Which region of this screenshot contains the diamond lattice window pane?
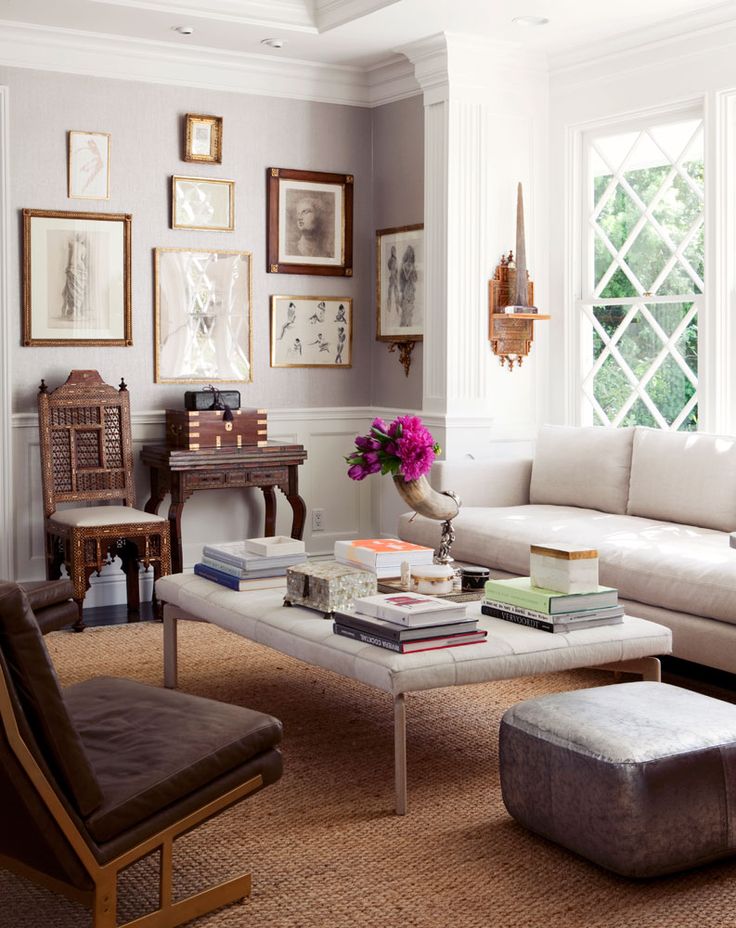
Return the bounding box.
[617,310,661,379]
[651,174,702,247]
[675,315,698,377]
[624,163,669,207]
[593,354,633,423]
[645,355,697,427]
[596,184,642,250]
[649,119,702,163]
[593,305,627,348]
[647,301,693,339]
[658,264,702,296]
[599,267,639,299]
[625,226,672,292]
[593,131,639,173]
[621,398,659,428]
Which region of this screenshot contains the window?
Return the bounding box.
[579,114,704,430]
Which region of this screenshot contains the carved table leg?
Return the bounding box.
[168,502,185,575]
[262,486,277,537]
[144,467,165,515]
[285,465,306,540]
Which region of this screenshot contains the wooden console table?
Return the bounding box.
[140,442,308,574]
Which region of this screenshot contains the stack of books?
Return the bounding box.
[333,538,434,579]
[482,576,623,633]
[333,592,487,654]
[194,536,307,591]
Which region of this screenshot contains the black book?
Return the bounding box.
[333,623,487,653]
[481,603,623,634]
[333,608,479,642]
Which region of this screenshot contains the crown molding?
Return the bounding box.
[0,19,416,107]
[316,0,401,32]
[550,4,736,82]
[88,0,317,31]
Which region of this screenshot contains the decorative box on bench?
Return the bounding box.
[284,560,377,619]
[165,408,267,451]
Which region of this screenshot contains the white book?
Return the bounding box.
[202,541,306,570]
[353,592,466,627]
[243,536,306,557]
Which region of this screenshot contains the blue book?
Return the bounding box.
[193,563,286,591]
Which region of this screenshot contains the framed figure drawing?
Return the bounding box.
[68,130,111,200]
[267,167,353,277]
[184,113,222,164]
[22,209,131,346]
[171,176,234,231]
[154,247,252,383]
[376,224,424,341]
[270,296,352,368]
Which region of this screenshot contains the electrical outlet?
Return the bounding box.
[311,508,325,532]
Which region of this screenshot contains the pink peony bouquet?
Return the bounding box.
[345,415,441,482]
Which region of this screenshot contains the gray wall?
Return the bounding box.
[371,95,424,410]
[5,67,374,414]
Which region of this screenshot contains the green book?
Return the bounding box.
[483,576,618,615]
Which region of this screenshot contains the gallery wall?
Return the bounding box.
[3,65,374,414]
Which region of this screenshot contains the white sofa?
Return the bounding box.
[398,425,736,675]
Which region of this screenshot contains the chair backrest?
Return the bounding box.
[37,369,136,518]
[0,582,102,817]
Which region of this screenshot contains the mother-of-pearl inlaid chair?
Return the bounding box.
[37,370,171,629]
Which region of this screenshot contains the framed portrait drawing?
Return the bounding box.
[171,175,234,231]
[154,247,252,383]
[376,224,424,341]
[270,296,352,368]
[22,209,131,346]
[68,130,111,200]
[267,167,353,277]
[184,113,222,164]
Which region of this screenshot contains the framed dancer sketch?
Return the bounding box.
[68,130,111,200]
[270,296,352,368]
[154,247,252,383]
[375,224,424,342]
[22,209,131,346]
[267,167,353,277]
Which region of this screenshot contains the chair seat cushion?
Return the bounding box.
[63,677,282,844]
[500,682,736,877]
[49,506,167,528]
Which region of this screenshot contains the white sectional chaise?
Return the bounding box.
[398,425,736,675]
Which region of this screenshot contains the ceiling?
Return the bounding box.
[2,0,736,69]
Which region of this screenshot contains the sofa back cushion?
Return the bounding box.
[530,425,635,515]
[627,427,736,531]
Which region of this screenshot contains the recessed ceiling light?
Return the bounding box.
[172,25,195,35]
[512,15,550,26]
[261,37,286,49]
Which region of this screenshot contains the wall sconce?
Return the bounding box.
[489,183,549,370]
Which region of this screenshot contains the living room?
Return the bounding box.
[2,1,736,926]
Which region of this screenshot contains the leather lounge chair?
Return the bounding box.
[0,581,283,927]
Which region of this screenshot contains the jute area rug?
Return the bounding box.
[2,622,735,928]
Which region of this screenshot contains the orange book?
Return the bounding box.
[333,538,434,578]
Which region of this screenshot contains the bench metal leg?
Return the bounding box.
[163,608,178,689]
[394,693,407,816]
[596,656,661,682]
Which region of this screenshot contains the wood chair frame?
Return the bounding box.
[0,667,263,928]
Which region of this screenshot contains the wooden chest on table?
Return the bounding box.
[165,409,267,450]
[284,560,377,618]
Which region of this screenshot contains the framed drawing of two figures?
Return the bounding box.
[375,224,424,342]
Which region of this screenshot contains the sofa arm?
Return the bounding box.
[430,457,532,508]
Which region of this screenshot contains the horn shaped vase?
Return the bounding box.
[392,475,461,564]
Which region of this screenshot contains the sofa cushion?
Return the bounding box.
[628,427,736,532]
[0,583,102,817]
[64,676,282,843]
[529,426,634,515]
[398,505,736,625]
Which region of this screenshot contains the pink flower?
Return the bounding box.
[347,462,368,481]
[346,415,441,482]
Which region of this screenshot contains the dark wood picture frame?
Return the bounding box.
[266,167,353,277]
[22,208,132,347]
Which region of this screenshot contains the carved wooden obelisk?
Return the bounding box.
[507,182,537,312]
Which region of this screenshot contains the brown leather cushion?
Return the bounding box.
[19,579,74,613]
[64,676,283,844]
[0,583,103,817]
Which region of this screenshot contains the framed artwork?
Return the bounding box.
[154,247,252,383]
[270,296,352,368]
[376,224,424,341]
[67,130,111,200]
[171,175,234,231]
[184,113,222,164]
[22,209,131,346]
[266,167,353,277]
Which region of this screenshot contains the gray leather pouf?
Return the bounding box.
[499,681,736,878]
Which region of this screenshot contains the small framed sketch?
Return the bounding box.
[376,224,424,341]
[184,113,222,164]
[270,296,352,368]
[68,130,111,200]
[267,167,353,277]
[23,209,131,346]
[172,176,234,231]
[154,247,252,383]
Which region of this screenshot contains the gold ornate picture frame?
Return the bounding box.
[270,295,352,367]
[154,247,253,383]
[22,209,132,347]
[171,175,235,231]
[267,167,353,277]
[184,113,223,164]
